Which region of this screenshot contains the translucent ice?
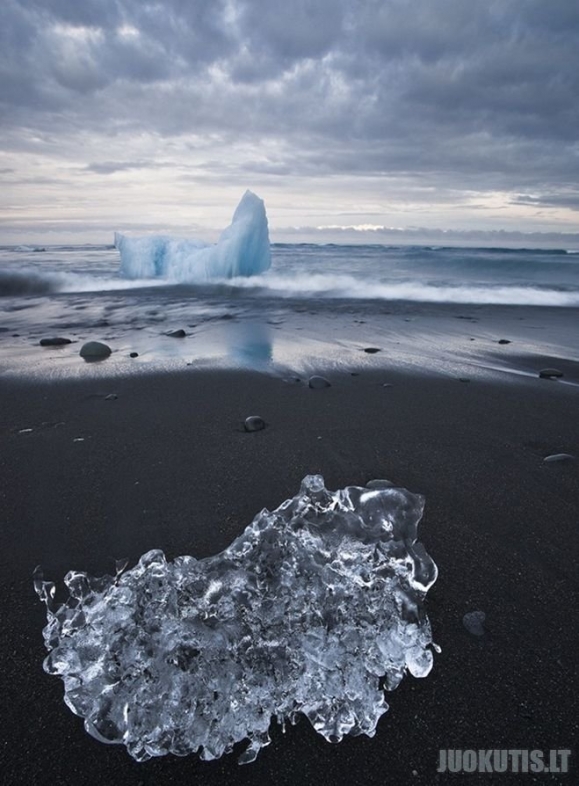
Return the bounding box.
[34,475,438,764]
[114,190,271,282]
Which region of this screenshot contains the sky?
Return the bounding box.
[1,0,578,246]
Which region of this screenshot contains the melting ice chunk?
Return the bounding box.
[114,190,271,282]
[35,475,438,764]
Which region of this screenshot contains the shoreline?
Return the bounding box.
[1,300,579,385]
[2,359,578,784]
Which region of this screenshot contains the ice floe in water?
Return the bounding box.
[34,475,438,764]
[114,190,271,282]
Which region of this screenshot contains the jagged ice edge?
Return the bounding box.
[34,475,438,764]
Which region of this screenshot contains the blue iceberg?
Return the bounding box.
[34,476,438,765]
[114,190,271,282]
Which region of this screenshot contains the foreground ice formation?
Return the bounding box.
[114,190,270,282]
[34,475,438,764]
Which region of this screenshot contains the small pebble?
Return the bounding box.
[363,347,381,354]
[80,341,111,360]
[40,337,72,346]
[129,352,139,358]
[244,416,266,432]
[459,377,471,383]
[498,339,511,345]
[539,368,563,379]
[543,453,575,463]
[308,375,331,389]
[463,610,486,636]
[167,329,186,338]
[366,479,395,489]
[104,393,118,401]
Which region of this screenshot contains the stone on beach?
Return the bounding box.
[308,376,331,389]
[498,339,511,344]
[463,610,486,636]
[366,479,395,489]
[363,347,381,354]
[167,329,187,338]
[129,352,139,358]
[244,416,266,432]
[79,341,111,360]
[543,453,575,463]
[39,337,72,346]
[539,368,563,379]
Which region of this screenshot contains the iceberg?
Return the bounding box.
[114,190,271,282]
[34,475,438,764]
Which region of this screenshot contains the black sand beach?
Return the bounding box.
[1,322,579,785]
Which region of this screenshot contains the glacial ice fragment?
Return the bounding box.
[34,475,438,764]
[114,190,271,282]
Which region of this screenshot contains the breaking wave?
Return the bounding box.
[226,273,579,307]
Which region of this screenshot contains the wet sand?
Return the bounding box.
[1,345,579,784]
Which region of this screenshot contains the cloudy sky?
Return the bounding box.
[1,0,578,245]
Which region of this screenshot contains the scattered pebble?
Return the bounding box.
[39,337,72,346]
[539,368,563,379]
[104,394,118,401]
[459,377,471,383]
[463,610,486,636]
[80,341,111,360]
[167,329,186,338]
[382,383,393,388]
[129,352,139,358]
[543,453,575,463]
[363,347,381,354]
[498,339,511,345]
[18,428,33,434]
[73,438,85,443]
[366,479,395,489]
[308,375,331,389]
[244,416,266,432]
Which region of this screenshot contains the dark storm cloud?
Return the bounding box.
[84,160,161,174]
[512,193,579,211]
[1,0,579,200]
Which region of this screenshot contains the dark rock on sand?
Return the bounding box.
[463,610,486,636]
[308,376,331,389]
[543,453,575,463]
[129,352,139,358]
[40,337,72,346]
[80,341,111,360]
[244,416,266,432]
[539,368,563,379]
[498,339,511,345]
[363,347,381,354]
[167,329,187,338]
[366,479,395,489]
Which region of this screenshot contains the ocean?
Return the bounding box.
[1,243,578,378]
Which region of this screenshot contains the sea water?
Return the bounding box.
[1,243,578,377]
